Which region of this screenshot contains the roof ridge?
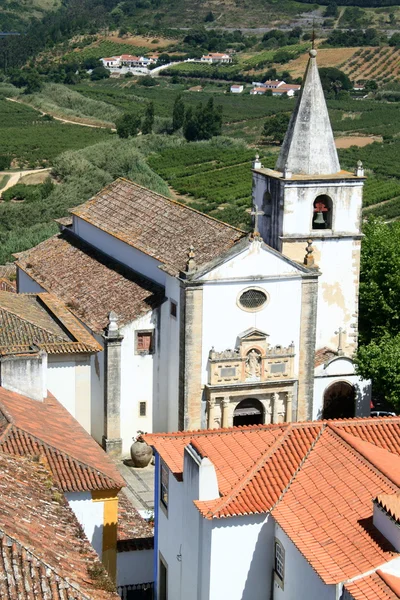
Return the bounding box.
[270,422,327,511]
[377,570,400,598]
[0,306,67,343]
[197,423,305,518]
[0,527,94,600]
[328,425,400,491]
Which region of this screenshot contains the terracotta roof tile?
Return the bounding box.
[117,491,154,552]
[0,387,124,492]
[315,346,336,367]
[146,417,400,585]
[70,178,245,276]
[345,572,400,599]
[0,451,119,599]
[15,230,164,333]
[0,291,101,355]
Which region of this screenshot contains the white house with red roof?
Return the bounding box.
[15,48,370,457]
[146,417,400,600]
[201,53,232,64]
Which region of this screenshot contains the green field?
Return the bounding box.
[0,98,113,168]
[64,40,150,62]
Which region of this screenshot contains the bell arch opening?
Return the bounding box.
[233,398,264,427]
[322,381,355,420]
[312,194,333,230]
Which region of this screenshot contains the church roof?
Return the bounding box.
[0,387,125,492]
[0,451,119,599]
[0,291,102,355]
[15,230,165,334]
[275,49,341,176]
[70,178,246,276]
[146,417,400,585]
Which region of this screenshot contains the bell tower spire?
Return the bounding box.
[276,49,340,176]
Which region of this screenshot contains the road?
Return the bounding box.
[0,168,51,197]
[5,97,115,130]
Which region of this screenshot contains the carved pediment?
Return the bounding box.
[237,327,269,342]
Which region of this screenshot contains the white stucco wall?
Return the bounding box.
[157,275,180,433]
[273,524,335,600]
[73,217,166,287]
[120,313,156,454]
[209,514,274,600]
[91,335,104,445]
[157,470,184,600]
[201,256,303,385]
[281,181,363,238]
[17,268,46,293]
[313,357,371,419]
[117,549,154,586]
[66,491,104,558]
[48,358,76,415]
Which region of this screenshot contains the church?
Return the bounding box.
[13,48,370,455]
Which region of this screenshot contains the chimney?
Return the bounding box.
[373,493,400,551]
[0,350,48,401]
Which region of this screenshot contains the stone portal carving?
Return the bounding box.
[208,328,295,386]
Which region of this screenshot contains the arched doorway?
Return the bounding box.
[322,381,355,419]
[233,398,264,427]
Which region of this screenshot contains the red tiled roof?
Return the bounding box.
[146,417,400,585]
[15,230,164,333]
[0,452,119,599]
[0,291,101,355]
[315,346,337,367]
[117,491,154,552]
[69,178,245,277]
[0,387,125,492]
[345,571,400,599]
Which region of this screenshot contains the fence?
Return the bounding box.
[118,582,154,600]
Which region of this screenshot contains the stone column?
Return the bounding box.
[180,284,203,431]
[221,398,230,428]
[297,276,318,421]
[286,392,293,423]
[102,312,123,457]
[208,398,217,429]
[272,392,279,424]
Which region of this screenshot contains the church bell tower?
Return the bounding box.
[252,48,365,358]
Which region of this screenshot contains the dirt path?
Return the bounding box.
[6,97,115,130]
[0,168,51,197]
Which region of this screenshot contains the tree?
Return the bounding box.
[318,67,352,98]
[356,334,400,409]
[204,10,215,22]
[116,113,141,138]
[90,66,110,81]
[354,218,400,408]
[172,94,185,131]
[324,2,339,17]
[142,102,154,134]
[183,98,222,142]
[365,79,378,92]
[262,113,290,144]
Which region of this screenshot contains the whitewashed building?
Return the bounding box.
[15,48,369,455]
[146,417,400,600]
[201,53,232,64]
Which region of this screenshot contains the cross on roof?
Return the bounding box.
[250,204,264,235]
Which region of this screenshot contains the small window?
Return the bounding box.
[139,401,147,417]
[136,331,154,354]
[160,462,169,510]
[238,287,268,312]
[275,539,285,583]
[170,301,177,318]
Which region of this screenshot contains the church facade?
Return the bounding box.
[15,49,370,455]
